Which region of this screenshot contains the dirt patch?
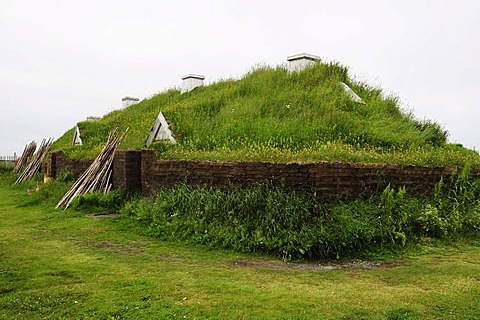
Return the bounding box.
[88,241,144,256]
[229,258,402,271]
[92,242,120,250]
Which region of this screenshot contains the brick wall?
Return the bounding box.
[46,150,480,197]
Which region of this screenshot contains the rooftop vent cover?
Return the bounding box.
[286,53,321,72]
[181,74,205,93]
[122,96,139,108]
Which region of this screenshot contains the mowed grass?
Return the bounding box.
[1,181,480,319]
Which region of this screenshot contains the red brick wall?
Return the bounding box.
[46,150,480,197]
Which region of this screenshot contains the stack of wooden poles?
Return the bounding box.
[56,128,128,210]
[13,141,37,174]
[15,139,53,183]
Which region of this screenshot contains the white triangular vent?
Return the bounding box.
[341,82,365,104]
[72,124,82,146]
[145,112,176,146]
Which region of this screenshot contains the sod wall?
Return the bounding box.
[45,150,480,197]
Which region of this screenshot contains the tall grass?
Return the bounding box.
[50,62,479,167]
[123,172,480,260]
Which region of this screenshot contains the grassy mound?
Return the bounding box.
[51,62,480,166]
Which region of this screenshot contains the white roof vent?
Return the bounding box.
[86,116,101,122]
[181,74,205,93]
[122,96,139,108]
[287,53,321,72]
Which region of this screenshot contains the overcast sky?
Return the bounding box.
[1,0,479,156]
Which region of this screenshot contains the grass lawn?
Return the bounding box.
[1,181,480,319]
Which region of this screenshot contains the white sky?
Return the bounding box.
[1,0,479,156]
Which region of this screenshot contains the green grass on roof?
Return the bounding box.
[51,62,480,167]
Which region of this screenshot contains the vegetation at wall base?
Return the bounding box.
[71,190,128,214]
[50,63,480,167]
[123,171,480,261]
[6,167,479,262]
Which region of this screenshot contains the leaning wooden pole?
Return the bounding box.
[13,141,37,174]
[15,139,53,183]
[55,128,128,210]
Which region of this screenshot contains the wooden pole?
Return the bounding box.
[55,128,128,209]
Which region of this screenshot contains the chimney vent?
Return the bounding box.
[181,74,205,93]
[286,53,321,72]
[121,96,139,108]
